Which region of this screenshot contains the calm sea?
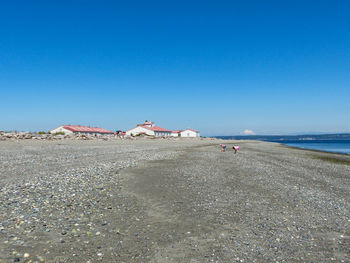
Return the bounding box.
[216,136,350,155]
[278,140,350,155]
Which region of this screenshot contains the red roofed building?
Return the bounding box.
[126,121,172,137]
[180,129,200,138]
[142,121,154,127]
[126,121,200,138]
[50,125,114,135]
[171,130,182,137]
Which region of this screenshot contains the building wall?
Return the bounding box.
[154,131,171,137]
[50,126,73,134]
[180,129,200,138]
[126,126,154,136]
[171,132,180,137]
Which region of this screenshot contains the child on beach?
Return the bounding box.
[220,144,227,152]
[232,145,240,154]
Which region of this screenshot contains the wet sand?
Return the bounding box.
[0,139,349,262]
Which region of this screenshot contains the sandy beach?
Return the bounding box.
[0,138,349,262]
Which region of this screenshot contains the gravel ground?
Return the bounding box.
[0,139,349,262]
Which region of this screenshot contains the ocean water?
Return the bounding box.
[216,136,350,155]
[280,140,350,155]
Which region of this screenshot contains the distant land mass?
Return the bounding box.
[215,133,350,142]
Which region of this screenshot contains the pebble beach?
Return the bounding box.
[0,138,349,262]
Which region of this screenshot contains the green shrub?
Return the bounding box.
[54,132,65,135]
[38,131,47,134]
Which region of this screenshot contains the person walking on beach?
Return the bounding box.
[232,145,240,154]
[220,144,227,152]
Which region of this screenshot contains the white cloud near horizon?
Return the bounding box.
[242,129,256,135]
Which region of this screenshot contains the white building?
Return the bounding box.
[50,125,114,135]
[126,121,172,137]
[171,131,181,137]
[180,129,200,138]
[126,121,200,138]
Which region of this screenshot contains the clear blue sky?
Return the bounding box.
[1,1,349,135]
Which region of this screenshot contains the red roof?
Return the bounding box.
[137,121,154,127]
[63,125,114,134]
[140,125,171,132]
[171,130,182,133]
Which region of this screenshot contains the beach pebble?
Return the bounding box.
[0,139,349,262]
